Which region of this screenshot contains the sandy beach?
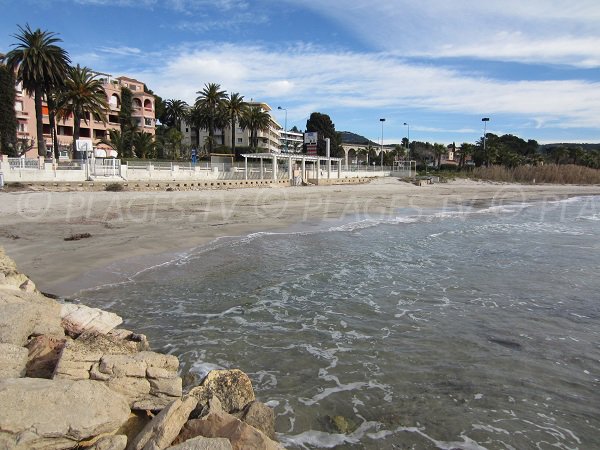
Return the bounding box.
[1,178,599,296]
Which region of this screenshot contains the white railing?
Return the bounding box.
[8,158,41,169]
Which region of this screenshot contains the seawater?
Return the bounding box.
[76,195,600,449]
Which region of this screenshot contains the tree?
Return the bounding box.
[432,143,446,168]
[0,63,18,156]
[56,64,108,157]
[305,112,342,157]
[100,129,131,158]
[223,92,247,153]
[132,131,155,159]
[241,105,271,150]
[163,99,188,130]
[459,143,475,169]
[119,87,136,158]
[195,83,227,153]
[5,24,71,156]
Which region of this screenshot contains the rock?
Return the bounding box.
[176,397,284,450]
[328,415,355,434]
[108,328,150,351]
[115,412,152,444]
[240,402,275,440]
[54,335,182,410]
[0,291,63,346]
[19,278,36,293]
[0,343,28,378]
[167,436,232,450]
[189,369,255,415]
[88,434,128,450]
[26,334,67,378]
[0,378,130,449]
[61,303,123,337]
[128,396,198,450]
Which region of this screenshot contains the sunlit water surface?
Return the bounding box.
[76,195,600,449]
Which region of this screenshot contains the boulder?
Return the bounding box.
[175,397,284,450]
[61,303,123,337]
[54,335,182,410]
[0,343,28,378]
[87,435,128,450]
[26,334,67,378]
[128,396,198,450]
[167,436,232,450]
[240,402,275,440]
[0,291,63,346]
[189,370,255,415]
[0,378,130,449]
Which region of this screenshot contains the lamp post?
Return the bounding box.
[278,106,287,153]
[380,118,386,169]
[481,117,490,166]
[403,122,410,159]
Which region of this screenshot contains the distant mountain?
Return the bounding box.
[339,131,377,146]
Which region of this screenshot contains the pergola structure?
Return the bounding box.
[241,153,344,184]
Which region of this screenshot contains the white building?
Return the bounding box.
[181,101,282,154]
[280,130,304,153]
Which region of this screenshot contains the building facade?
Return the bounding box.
[181,101,282,154]
[280,130,304,153]
[13,72,155,158]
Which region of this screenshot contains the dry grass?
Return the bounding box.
[473,164,600,184]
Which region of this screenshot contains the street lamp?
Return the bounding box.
[278,106,287,153]
[482,117,490,166]
[403,122,410,160]
[380,118,386,168]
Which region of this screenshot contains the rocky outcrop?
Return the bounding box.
[0,378,130,449]
[61,303,123,337]
[175,397,284,450]
[25,334,67,378]
[0,343,28,378]
[167,436,233,450]
[54,333,182,410]
[0,248,285,449]
[128,396,198,450]
[0,291,64,346]
[188,369,255,415]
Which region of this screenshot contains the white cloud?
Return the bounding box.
[121,43,600,130]
[285,0,600,67]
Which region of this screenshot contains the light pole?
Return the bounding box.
[278,106,287,153]
[481,117,490,166]
[403,122,410,159]
[380,118,385,169]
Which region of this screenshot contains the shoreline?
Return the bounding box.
[1,179,599,297]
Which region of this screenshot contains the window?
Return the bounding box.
[185,128,189,132]
[145,118,153,126]
[237,138,243,143]
[15,101,23,111]
[17,123,27,132]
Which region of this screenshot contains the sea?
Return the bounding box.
[75,194,600,450]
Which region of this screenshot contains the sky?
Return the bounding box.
[1,0,600,145]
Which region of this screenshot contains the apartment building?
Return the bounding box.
[280,130,304,153]
[13,72,155,158]
[181,101,282,154]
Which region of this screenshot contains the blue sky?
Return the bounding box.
[2,0,600,145]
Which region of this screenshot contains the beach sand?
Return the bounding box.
[1,178,599,296]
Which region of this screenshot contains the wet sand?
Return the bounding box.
[1,178,598,296]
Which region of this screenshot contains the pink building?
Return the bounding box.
[13,72,155,158]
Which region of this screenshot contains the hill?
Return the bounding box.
[339,131,377,146]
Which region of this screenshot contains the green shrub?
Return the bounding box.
[105,183,124,192]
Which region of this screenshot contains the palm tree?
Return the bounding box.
[132,131,155,159]
[101,129,131,158]
[56,64,108,157]
[241,105,271,150]
[164,99,188,130]
[223,92,247,153]
[195,83,227,153]
[5,24,71,156]
[432,143,446,168]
